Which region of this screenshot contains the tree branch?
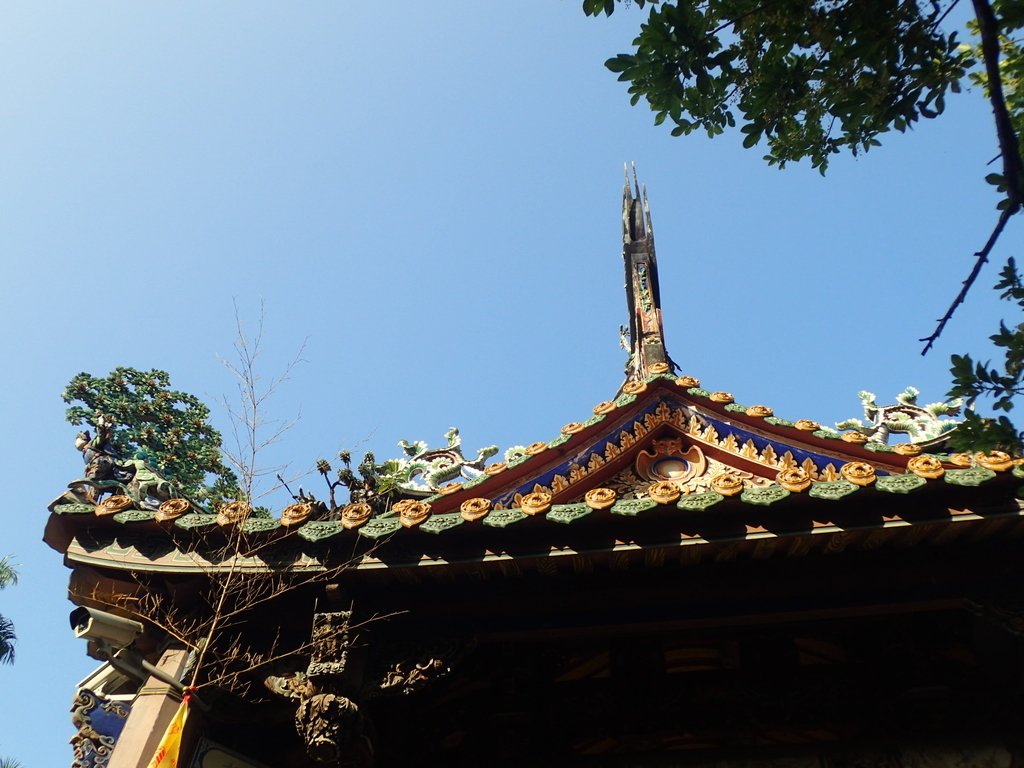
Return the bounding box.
[920,206,1014,354]
[920,0,1022,353]
[973,0,1024,210]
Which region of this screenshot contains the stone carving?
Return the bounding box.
[373,637,473,697]
[294,693,372,767]
[836,387,961,446]
[265,611,373,767]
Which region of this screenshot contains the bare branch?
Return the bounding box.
[920,207,1014,354]
[921,0,1021,352]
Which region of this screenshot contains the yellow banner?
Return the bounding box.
[146,698,189,768]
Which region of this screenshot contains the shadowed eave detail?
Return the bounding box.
[621,162,672,390]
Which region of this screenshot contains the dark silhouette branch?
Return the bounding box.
[921,0,1022,353]
[921,207,1014,354]
[973,0,1024,209]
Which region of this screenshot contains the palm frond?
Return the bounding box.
[0,615,15,664]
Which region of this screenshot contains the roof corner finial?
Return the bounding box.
[642,183,653,239]
[620,164,671,391]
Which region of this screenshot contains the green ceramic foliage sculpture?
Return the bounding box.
[63,367,239,502]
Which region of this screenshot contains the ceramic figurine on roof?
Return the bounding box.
[836,386,962,447]
[45,172,1024,768]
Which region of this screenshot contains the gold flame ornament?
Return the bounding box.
[709,392,734,404]
[593,401,617,415]
[217,501,251,526]
[484,462,508,476]
[948,453,973,468]
[648,362,670,374]
[711,474,745,497]
[281,502,313,527]
[623,380,648,395]
[561,422,586,435]
[520,491,553,516]
[975,451,1014,472]
[394,499,431,528]
[525,442,548,455]
[840,462,876,487]
[794,419,820,432]
[906,455,945,480]
[776,468,812,492]
[438,482,463,496]
[97,494,135,516]
[156,498,190,523]
[341,502,372,529]
[460,497,491,522]
[746,405,773,418]
[676,376,701,388]
[584,488,617,510]
[842,432,869,444]
[647,481,681,504]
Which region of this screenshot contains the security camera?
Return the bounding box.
[70,607,143,650]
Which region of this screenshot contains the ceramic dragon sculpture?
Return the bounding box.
[391,427,498,493]
[836,387,962,447]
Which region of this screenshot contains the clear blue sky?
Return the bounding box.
[0,2,1017,763]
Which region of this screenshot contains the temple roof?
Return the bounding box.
[45,171,1024,583]
[46,369,1024,578]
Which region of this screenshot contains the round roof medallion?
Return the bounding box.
[156,498,190,523]
[340,502,372,529]
[217,501,251,527]
[906,455,945,480]
[794,419,820,431]
[709,391,734,404]
[710,474,744,497]
[584,488,617,510]
[676,376,701,388]
[593,401,617,415]
[520,491,552,516]
[460,497,491,522]
[746,405,773,418]
[776,467,812,492]
[281,502,314,527]
[623,380,648,395]
[842,432,869,444]
[647,481,681,504]
[840,462,877,487]
[948,453,973,467]
[394,499,431,528]
[893,443,922,456]
[98,494,135,517]
[975,451,1014,471]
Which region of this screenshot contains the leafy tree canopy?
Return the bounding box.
[585,0,1024,453]
[584,0,1021,185]
[948,257,1024,452]
[63,367,239,501]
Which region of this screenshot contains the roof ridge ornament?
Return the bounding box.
[621,163,673,390]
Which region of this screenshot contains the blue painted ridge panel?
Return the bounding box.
[493,397,877,507]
